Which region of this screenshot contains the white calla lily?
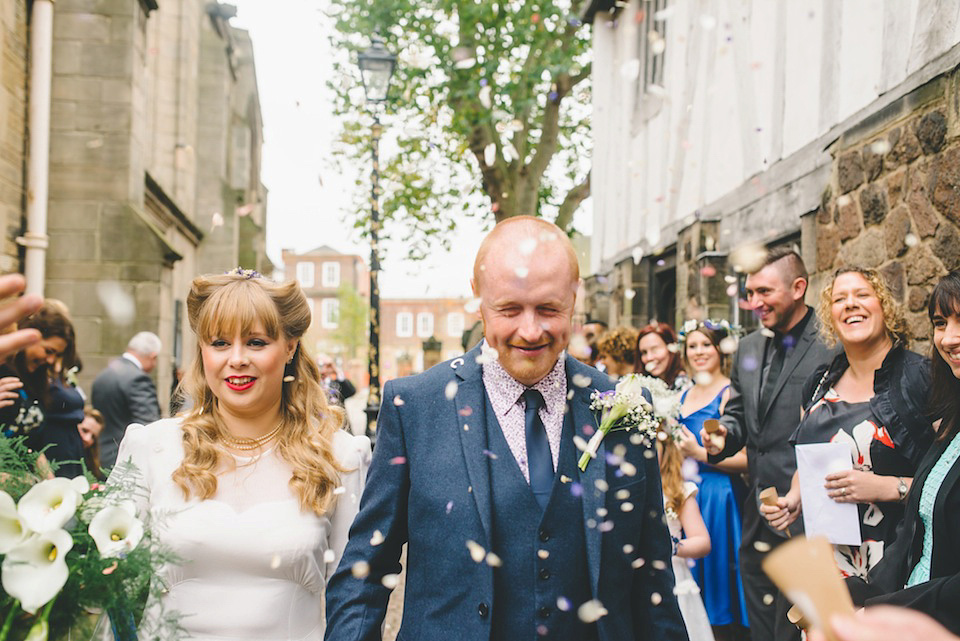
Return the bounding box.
[88,502,143,558]
[17,477,88,534]
[0,489,29,553]
[1,529,73,614]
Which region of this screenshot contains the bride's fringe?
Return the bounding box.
[171,274,346,515]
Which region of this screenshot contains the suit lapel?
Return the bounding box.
[761,318,818,421]
[453,346,493,548]
[567,359,605,596]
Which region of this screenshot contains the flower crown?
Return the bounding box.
[677,318,736,344]
[226,266,262,280]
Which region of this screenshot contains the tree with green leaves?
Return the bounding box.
[328,0,593,258]
[331,283,370,360]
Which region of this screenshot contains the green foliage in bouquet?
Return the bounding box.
[0,436,184,641]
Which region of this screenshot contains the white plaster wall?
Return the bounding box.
[591,0,960,274]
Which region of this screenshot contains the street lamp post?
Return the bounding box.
[357,34,396,444]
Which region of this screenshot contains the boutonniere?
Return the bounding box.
[578,374,660,471]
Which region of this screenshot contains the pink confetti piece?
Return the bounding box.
[389,456,407,465]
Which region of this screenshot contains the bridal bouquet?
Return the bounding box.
[0,437,180,641]
[578,374,660,471]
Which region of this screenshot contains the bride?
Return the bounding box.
[111,270,370,640]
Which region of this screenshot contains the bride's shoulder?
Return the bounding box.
[120,417,186,456]
[329,429,371,471]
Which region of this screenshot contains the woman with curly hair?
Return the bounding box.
[762,267,933,580]
[111,270,370,640]
[596,326,639,378]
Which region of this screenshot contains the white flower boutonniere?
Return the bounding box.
[578,374,660,471]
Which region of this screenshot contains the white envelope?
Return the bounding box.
[796,442,862,546]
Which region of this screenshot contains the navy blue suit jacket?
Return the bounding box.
[325,346,688,641]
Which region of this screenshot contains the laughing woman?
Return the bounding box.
[762,267,933,580]
[111,270,370,640]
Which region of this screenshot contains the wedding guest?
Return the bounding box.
[658,423,715,641]
[0,273,43,365]
[111,270,370,640]
[842,270,960,635]
[675,320,750,640]
[703,247,834,641]
[0,301,76,444]
[78,407,105,480]
[637,322,689,390]
[597,326,639,378]
[761,267,932,580]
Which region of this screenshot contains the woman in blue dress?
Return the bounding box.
[675,320,750,641]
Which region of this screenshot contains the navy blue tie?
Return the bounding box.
[523,389,554,510]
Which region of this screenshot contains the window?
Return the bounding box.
[305,298,314,326]
[296,262,315,287]
[396,312,413,338]
[417,312,434,338]
[446,312,465,338]
[632,0,669,127]
[321,298,339,329]
[322,262,340,288]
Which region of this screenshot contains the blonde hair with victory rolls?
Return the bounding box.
[172,272,346,516]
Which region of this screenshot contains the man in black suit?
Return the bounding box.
[92,331,162,467]
[704,247,834,641]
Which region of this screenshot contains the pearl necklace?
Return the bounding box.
[219,420,283,451]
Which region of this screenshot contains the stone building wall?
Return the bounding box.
[816,67,960,350]
[0,0,26,272]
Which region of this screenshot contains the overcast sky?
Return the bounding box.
[231,0,486,299]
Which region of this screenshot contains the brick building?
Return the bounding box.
[380,298,471,380]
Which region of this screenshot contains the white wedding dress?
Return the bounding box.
[112,418,370,641]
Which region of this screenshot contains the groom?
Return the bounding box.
[325,217,687,641]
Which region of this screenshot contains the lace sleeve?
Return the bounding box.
[324,431,372,583]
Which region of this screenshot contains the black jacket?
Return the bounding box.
[846,428,960,635]
[801,345,934,466]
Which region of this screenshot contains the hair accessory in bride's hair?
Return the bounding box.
[226,266,261,279]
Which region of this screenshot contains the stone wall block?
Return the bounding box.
[906,248,945,285]
[884,204,912,258]
[907,165,940,238]
[47,230,98,261]
[887,167,906,207]
[906,312,930,342]
[53,13,110,42]
[52,77,101,102]
[838,227,886,269]
[52,41,83,75]
[838,151,864,194]
[57,0,135,17]
[908,286,930,312]
[933,223,960,272]
[78,43,133,78]
[75,102,132,132]
[837,197,862,240]
[930,146,960,225]
[862,144,883,181]
[886,127,922,169]
[880,261,905,303]
[860,183,889,226]
[917,110,947,155]
[817,225,841,272]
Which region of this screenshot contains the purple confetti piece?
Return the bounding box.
[479,78,488,86]
[482,449,499,460]
[570,482,584,497]
[742,355,758,372]
[548,91,558,101]
[783,335,797,349]
[446,501,454,514]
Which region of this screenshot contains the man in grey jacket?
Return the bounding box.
[92,331,162,467]
[704,247,834,641]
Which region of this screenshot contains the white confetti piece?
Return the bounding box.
[454,57,476,70]
[616,489,630,500]
[762,593,775,606]
[837,194,852,207]
[557,596,572,611]
[445,381,459,400]
[620,462,637,477]
[514,266,529,278]
[479,85,492,109]
[577,599,609,623]
[475,343,499,365]
[370,530,385,546]
[464,297,482,314]
[323,549,336,564]
[619,58,641,79]
[905,233,919,247]
[620,502,634,512]
[753,541,772,553]
[594,479,609,492]
[538,549,550,559]
[393,396,405,406]
[700,14,716,30]
[502,143,519,162]
[630,433,643,445]
[631,557,646,568]
[624,288,636,300]
[623,544,635,554]
[466,540,486,563]
[760,327,776,338]
[719,336,738,354]
[381,573,400,589]
[596,507,608,517]
[351,561,370,578]
[519,237,538,255]
[693,372,714,386]
[96,281,136,326]
[870,139,891,155]
[730,243,767,274]
[573,435,589,452]
[650,592,663,605]
[484,143,496,166]
[485,552,502,567]
[650,36,666,56]
[270,555,281,569]
[572,374,592,388]
[211,212,224,231]
[726,284,738,297]
[333,486,346,495]
[652,560,667,570]
[86,138,104,149]
[653,6,675,20]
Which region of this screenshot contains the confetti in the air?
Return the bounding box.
[905,233,919,247]
[381,574,400,589]
[719,336,738,354]
[370,530,385,546]
[485,552,502,567]
[211,212,224,231]
[351,561,370,578]
[870,139,891,155]
[650,592,663,605]
[466,540,486,563]
[620,59,641,80]
[479,85,492,109]
[96,281,136,326]
[389,456,407,465]
[572,374,592,388]
[700,14,717,30]
[624,289,636,300]
[393,396,405,406]
[445,381,459,400]
[754,541,772,553]
[484,143,496,167]
[632,247,644,264]
[514,266,530,278]
[762,594,775,606]
[519,237,538,255]
[464,297,482,314]
[323,549,336,564]
[577,599,609,623]
[270,555,282,569]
